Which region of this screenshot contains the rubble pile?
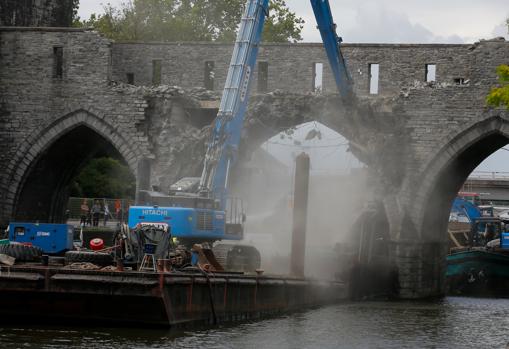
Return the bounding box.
[108,83,227,191]
[111,81,186,97]
[113,83,409,194]
[400,80,469,98]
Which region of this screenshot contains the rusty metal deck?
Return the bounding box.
[0,265,346,327]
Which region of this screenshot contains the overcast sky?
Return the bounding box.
[78,0,509,43]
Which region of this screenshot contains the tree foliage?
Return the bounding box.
[72,0,81,27]
[487,64,509,109]
[70,157,136,199]
[77,0,303,43]
[486,17,509,109]
[263,0,304,43]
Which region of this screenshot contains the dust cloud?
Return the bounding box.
[231,146,371,280]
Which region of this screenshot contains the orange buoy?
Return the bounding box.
[90,238,104,251]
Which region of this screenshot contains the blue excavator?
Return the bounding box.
[115,0,354,270]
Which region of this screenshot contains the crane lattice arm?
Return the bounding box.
[199,0,270,208]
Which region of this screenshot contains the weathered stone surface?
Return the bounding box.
[112,41,471,97]
[1,25,509,298]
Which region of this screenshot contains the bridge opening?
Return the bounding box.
[204,61,215,90]
[53,46,64,79]
[232,121,367,278]
[422,133,509,242]
[312,62,323,93]
[368,63,379,94]
[258,61,269,92]
[425,64,436,82]
[13,125,135,224]
[417,129,509,296]
[126,73,135,85]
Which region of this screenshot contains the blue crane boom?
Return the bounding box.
[199,0,270,208]
[310,0,353,99]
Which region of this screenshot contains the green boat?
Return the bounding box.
[446,215,509,297]
[447,249,509,297]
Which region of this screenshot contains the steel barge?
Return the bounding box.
[0,264,346,327]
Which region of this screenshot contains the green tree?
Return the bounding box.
[487,64,509,109]
[70,157,136,199]
[485,18,509,109]
[78,0,303,43]
[263,0,304,42]
[72,0,81,27]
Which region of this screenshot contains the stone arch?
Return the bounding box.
[241,94,356,161]
[408,114,509,241]
[2,109,143,224]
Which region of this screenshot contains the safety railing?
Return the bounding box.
[66,197,134,224]
[468,171,509,180]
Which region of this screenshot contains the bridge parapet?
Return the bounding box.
[112,41,475,98]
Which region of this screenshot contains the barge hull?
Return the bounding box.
[447,250,509,297]
[0,266,346,327]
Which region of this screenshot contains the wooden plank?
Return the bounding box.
[448,230,463,248]
[0,253,15,266]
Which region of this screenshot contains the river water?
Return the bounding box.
[1,297,508,349]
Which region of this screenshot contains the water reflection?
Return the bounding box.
[1,297,509,349]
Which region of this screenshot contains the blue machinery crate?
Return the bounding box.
[501,233,509,249]
[8,222,74,254]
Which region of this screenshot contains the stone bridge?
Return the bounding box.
[1,25,509,298]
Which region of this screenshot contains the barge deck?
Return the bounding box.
[0,264,346,327]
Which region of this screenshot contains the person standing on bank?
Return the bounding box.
[80,199,89,226]
[103,201,110,227]
[114,199,121,221]
[91,200,101,227]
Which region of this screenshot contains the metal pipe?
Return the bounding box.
[290,152,310,278]
[135,157,151,205]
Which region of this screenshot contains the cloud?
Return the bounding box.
[287,0,509,43]
[78,0,122,20]
[491,20,509,40]
[317,1,463,44]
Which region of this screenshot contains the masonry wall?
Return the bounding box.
[0,0,73,27]
[112,42,471,97]
[2,25,509,298]
[0,28,151,224]
[397,39,509,214]
[383,39,509,298]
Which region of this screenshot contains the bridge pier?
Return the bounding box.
[341,203,450,299]
[393,241,448,299]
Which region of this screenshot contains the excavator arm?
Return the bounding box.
[310,0,353,100]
